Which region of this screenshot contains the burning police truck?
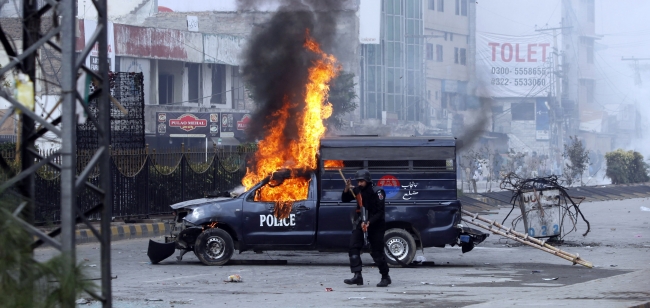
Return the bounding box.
[147,136,488,266]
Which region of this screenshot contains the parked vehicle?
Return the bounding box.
[147,136,487,266]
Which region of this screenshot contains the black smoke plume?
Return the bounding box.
[456,94,493,151]
[237,0,347,142]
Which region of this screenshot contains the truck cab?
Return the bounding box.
[147,136,487,266]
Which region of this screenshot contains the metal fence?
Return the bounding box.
[77,72,146,150]
[1,145,254,224]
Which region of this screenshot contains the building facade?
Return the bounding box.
[562,0,614,157]
[74,1,360,148]
[358,0,476,135]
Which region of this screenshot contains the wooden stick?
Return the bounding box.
[461,209,593,268]
[338,169,355,198]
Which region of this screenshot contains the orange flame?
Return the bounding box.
[242,30,340,218]
[324,160,344,168]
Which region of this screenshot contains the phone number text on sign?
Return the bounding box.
[491,67,548,75]
[491,77,547,86]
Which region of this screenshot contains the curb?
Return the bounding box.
[74,222,169,244]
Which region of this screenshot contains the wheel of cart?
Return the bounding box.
[383,228,416,266]
[194,228,234,266]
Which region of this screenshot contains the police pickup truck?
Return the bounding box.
[147,136,487,266]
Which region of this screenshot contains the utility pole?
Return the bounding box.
[621,57,650,86]
[0,0,113,306]
[21,0,40,229]
[535,25,571,171]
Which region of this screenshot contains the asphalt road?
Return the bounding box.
[36,197,650,307]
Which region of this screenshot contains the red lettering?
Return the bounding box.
[527,44,537,62]
[488,42,499,61]
[501,43,513,62]
[538,43,550,62]
[515,44,525,62]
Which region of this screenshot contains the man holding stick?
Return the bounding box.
[341,169,391,287]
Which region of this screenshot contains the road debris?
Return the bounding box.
[461,209,593,268]
[145,298,163,301]
[348,297,366,300]
[225,274,242,282]
[325,288,333,292]
[641,206,650,212]
[500,174,591,238]
[543,278,559,281]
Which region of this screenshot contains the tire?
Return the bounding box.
[383,228,417,267]
[194,228,234,266]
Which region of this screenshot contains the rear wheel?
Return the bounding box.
[194,228,234,266]
[384,228,417,267]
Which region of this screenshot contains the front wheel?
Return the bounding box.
[384,228,417,267]
[194,228,234,266]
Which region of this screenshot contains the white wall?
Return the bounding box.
[78,0,154,20]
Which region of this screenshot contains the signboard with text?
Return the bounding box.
[84,19,115,71]
[219,112,251,140]
[477,33,552,97]
[156,112,251,139]
[156,112,218,138]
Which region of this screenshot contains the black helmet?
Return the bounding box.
[354,169,372,182]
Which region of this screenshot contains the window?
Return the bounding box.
[455,0,459,15]
[438,0,444,12]
[450,33,454,41]
[436,44,443,62]
[444,32,448,41]
[426,43,434,60]
[428,0,435,10]
[511,102,535,120]
[454,47,459,64]
[187,63,200,104]
[581,79,595,104]
[158,74,174,105]
[460,48,466,65]
[585,0,595,22]
[231,66,245,108]
[580,37,594,64]
[461,0,468,16]
[428,90,431,100]
[211,64,226,104]
[441,92,448,108]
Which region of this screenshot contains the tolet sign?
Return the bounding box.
[488,42,551,63]
[477,33,552,97]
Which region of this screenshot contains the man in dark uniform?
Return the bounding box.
[341,169,391,287]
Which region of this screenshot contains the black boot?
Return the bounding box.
[344,272,363,285]
[377,275,391,287]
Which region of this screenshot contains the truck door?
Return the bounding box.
[242,174,317,246]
